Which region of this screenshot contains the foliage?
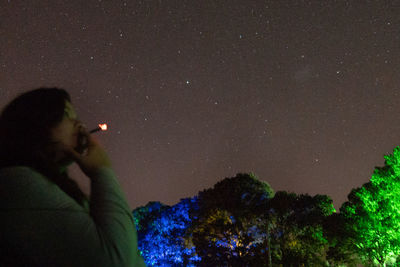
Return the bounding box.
[268,191,335,266]
[324,213,361,266]
[133,199,200,266]
[131,156,400,267]
[190,173,274,266]
[332,146,400,266]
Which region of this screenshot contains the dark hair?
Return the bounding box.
[0,87,88,206]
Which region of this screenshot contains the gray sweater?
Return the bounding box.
[0,166,146,267]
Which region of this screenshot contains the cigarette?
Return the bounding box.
[89,123,108,134]
[89,128,101,133]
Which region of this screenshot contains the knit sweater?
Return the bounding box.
[0,166,146,267]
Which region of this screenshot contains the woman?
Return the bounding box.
[0,88,146,266]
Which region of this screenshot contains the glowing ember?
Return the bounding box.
[99,123,108,131]
[89,123,108,133]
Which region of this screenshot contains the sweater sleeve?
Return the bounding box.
[0,166,146,267]
[88,167,147,267]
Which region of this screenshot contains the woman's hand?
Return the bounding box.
[62,130,112,178]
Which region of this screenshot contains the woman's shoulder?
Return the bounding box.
[0,165,52,186]
[0,165,42,178]
[0,165,82,210]
[0,165,43,175]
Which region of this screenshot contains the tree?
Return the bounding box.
[324,212,361,266]
[189,173,274,266]
[133,172,336,266]
[337,146,400,265]
[268,191,335,266]
[133,199,200,266]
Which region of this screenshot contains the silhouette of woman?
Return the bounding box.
[0,88,146,266]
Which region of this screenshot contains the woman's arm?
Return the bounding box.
[0,166,146,267]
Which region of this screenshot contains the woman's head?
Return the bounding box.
[0,87,88,205]
[0,87,81,168]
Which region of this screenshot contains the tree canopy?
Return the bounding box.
[268,191,335,266]
[190,173,274,266]
[329,146,400,266]
[132,146,400,266]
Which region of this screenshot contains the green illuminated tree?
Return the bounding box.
[338,146,400,265]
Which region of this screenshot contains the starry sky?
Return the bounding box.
[1,0,400,209]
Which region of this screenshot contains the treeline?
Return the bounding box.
[133,147,400,266]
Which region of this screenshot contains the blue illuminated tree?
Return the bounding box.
[133,199,200,266]
[133,173,334,266]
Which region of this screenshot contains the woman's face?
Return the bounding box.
[49,101,84,165]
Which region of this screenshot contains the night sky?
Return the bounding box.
[1,1,400,210]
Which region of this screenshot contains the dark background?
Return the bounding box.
[1,0,400,209]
